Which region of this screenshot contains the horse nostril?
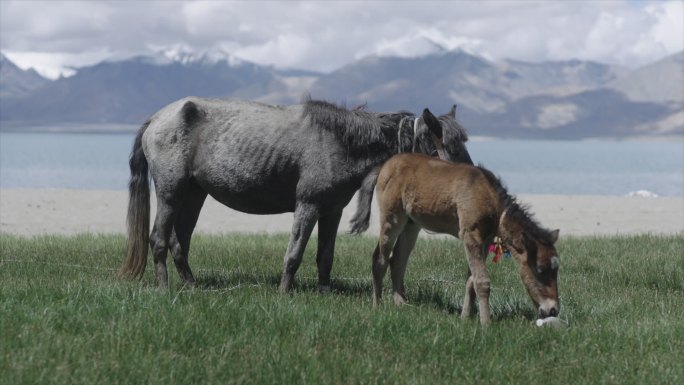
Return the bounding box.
[549,307,558,317]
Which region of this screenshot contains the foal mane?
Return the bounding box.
[302,98,414,151]
[477,165,555,245]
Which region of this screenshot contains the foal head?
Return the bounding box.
[500,207,561,318]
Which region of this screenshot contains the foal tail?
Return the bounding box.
[348,168,379,234]
[118,121,151,280]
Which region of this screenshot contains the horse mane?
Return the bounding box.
[439,114,469,144]
[476,165,555,245]
[302,98,414,151]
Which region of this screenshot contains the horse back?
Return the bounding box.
[142,97,365,214]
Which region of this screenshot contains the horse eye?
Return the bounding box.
[535,264,551,275]
[550,256,559,270]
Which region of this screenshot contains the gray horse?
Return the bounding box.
[118,97,473,292]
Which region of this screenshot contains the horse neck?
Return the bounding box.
[343,113,409,166]
[344,147,395,178]
[304,101,406,155]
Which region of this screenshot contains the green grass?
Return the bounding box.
[1,233,683,384]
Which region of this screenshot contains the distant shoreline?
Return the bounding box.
[1,188,682,237]
[0,123,139,134]
[2,123,682,141]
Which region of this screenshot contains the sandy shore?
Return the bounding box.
[0,189,682,237]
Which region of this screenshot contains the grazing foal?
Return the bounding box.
[361,154,560,324]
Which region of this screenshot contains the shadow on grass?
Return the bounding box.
[492,304,537,321]
[411,287,463,315]
[195,270,281,290]
[194,270,374,297]
[192,270,536,320]
[411,289,536,320]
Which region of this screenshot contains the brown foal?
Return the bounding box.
[371,153,561,325]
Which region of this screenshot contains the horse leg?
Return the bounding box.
[315,210,343,293]
[279,203,319,293]
[373,213,408,306]
[169,181,207,286]
[389,222,420,305]
[149,194,177,289]
[462,231,491,325]
[461,268,476,318]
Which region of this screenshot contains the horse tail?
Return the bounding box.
[118,120,151,280]
[348,167,379,235]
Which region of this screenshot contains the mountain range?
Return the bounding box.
[1,47,682,139]
[0,54,49,100]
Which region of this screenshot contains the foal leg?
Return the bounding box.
[373,213,408,306]
[279,203,319,293]
[462,231,491,325]
[389,222,420,305]
[461,268,476,319]
[169,181,207,286]
[315,210,343,293]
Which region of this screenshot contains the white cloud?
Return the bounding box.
[1,0,682,77]
[233,33,312,69]
[647,1,684,53]
[365,30,485,59]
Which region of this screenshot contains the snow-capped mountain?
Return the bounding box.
[0,53,49,100]
[139,44,247,68]
[1,47,681,138]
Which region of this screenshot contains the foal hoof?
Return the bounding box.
[460,309,475,319]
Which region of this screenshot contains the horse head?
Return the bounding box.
[500,208,561,318]
[419,106,473,165]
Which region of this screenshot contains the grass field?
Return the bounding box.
[1,233,683,384]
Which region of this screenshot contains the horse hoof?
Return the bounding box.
[278,274,294,293]
[393,293,407,306]
[278,281,292,294]
[318,285,331,293]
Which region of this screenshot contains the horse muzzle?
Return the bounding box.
[538,299,559,318]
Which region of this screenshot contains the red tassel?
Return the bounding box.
[493,243,502,263]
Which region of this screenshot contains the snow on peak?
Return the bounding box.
[147,44,244,67]
[374,35,446,59]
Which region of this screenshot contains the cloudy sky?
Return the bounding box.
[1,0,682,79]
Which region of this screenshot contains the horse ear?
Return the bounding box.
[422,108,443,139]
[549,229,560,244]
[448,104,457,119]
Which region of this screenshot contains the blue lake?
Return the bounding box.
[0,132,682,196]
